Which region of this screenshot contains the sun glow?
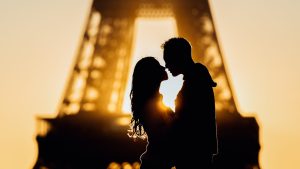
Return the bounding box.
[122,17,183,113]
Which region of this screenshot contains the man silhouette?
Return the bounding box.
[162,37,218,169]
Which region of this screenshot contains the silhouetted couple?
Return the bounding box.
[129,37,218,169]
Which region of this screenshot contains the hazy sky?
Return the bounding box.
[0,0,300,169]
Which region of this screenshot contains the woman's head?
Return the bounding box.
[129,56,167,138]
[131,57,167,95]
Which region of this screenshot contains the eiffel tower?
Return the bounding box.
[34,0,261,168]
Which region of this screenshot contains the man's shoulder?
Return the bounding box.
[194,63,209,73]
[189,63,209,80]
[194,63,217,87]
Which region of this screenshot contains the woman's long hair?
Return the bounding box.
[129,57,165,139]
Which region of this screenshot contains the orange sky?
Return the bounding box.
[0,0,300,169]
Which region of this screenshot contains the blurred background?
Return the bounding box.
[0,0,299,168]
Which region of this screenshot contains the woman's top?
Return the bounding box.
[140,93,175,169]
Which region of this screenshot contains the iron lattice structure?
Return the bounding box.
[34,0,261,169]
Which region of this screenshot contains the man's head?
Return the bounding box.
[162,37,193,76]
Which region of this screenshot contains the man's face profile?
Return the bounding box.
[163,49,181,76]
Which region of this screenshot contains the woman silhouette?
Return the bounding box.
[129,57,174,169]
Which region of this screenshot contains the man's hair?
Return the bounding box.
[161,37,192,57]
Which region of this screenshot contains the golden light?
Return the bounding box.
[115,117,131,126]
[122,17,183,114]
